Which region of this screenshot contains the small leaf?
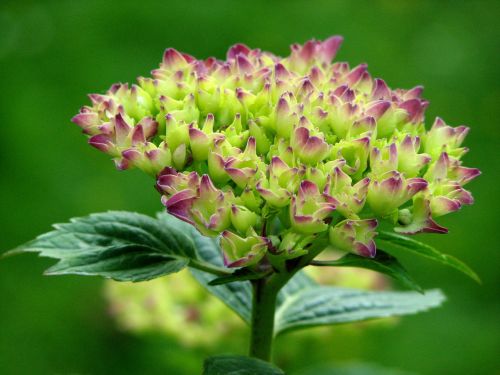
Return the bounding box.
[377,231,480,283]
[274,286,445,335]
[208,268,269,286]
[311,251,422,292]
[203,355,284,375]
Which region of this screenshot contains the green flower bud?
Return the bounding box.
[329,219,378,258]
[220,229,269,268]
[230,204,259,234]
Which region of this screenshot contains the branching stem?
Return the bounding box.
[188,259,232,276]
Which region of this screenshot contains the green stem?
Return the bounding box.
[248,237,329,362]
[249,277,280,361]
[188,259,231,276]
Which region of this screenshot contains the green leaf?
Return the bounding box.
[277,269,317,305]
[377,231,480,283]
[311,251,422,292]
[12,211,205,282]
[203,355,284,375]
[274,286,445,335]
[46,244,188,281]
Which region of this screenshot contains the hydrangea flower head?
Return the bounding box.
[72,36,479,268]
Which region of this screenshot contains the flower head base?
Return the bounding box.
[73,36,479,266]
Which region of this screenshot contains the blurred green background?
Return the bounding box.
[0,0,499,374]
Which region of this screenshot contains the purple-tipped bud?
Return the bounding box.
[71,111,100,134]
[89,134,113,153]
[367,172,428,217]
[395,196,448,234]
[399,98,427,123]
[162,48,190,69]
[424,117,470,159]
[157,168,199,195]
[256,156,300,208]
[220,229,268,268]
[329,219,378,258]
[324,164,369,219]
[345,64,368,86]
[372,78,391,100]
[365,100,391,119]
[291,127,329,165]
[289,180,337,234]
[227,43,251,60]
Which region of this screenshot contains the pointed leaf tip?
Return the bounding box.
[376,231,481,284]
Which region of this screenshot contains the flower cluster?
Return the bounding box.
[72,36,479,268]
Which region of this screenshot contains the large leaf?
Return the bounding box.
[376,231,480,283]
[274,286,445,335]
[276,269,317,305]
[311,251,422,292]
[11,211,203,282]
[45,244,188,281]
[203,355,284,375]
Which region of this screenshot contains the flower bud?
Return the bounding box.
[207,138,239,185]
[277,231,314,259]
[220,229,269,268]
[424,152,479,217]
[397,135,431,177]
[224,137,264,188]
[188,114,219,161]
[367,171,427,217]
[424,117,469,160]
[370,143,398,176]
[164,114,190,154]
[329,219,378,258]
[157,168,199,195]
[324,162,369,218]
[331,136,370,179]
[274,96,298,139]
[224,114,249,148]
[163,174,232,236]
[291,126,329,165]
[257,157,301,208]
[290,181,337,234]
[395,196,448,234]
[230,204,259,234]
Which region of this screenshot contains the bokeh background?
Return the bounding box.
[0,0,499,374]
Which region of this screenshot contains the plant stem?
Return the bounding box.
[248,238,329,362]
[188,259,232,276]
[249,277,280,362]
